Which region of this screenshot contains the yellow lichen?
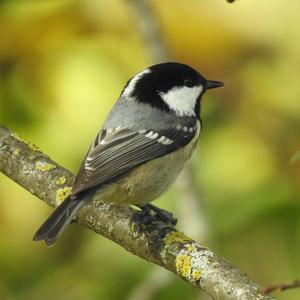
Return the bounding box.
[192,269,202,281]
[187,244,196,253]
[10,132,21,140]
[27,142,39,151]
[10,132,39,151]
[35,161,56,172]
[176,254,192,278]
[56,187,72,203]
[164,231,192,245]
[56,176,66,185]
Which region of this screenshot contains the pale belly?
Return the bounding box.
[94,124,200,205]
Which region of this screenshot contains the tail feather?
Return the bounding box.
[33,196,85,246]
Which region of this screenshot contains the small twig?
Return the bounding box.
[261,279,300,295]
[128,0,169,62]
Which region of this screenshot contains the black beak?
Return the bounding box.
[205,80,224,90]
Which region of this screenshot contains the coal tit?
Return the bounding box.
[33,62,223,245]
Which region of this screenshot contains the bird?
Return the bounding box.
[33,62,223,245]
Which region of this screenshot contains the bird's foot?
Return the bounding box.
[130,204,177,232]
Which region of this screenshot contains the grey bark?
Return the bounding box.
[0,125,275,300]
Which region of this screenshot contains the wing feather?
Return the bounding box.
[71,123,198,196]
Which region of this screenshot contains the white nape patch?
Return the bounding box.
[122,68,151,97]
[159,85,203,117]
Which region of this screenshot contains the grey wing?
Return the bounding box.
[71,124,198,196]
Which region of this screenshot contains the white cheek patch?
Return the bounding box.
[159,85,203,117]
[122,68,151,97]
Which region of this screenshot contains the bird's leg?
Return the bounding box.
[130,203,177,232]
[140,204,177,225]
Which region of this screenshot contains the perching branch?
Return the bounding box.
[0,125,275,300]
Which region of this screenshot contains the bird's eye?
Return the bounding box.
[184,79,194,87]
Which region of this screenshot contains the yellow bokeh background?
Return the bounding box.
[0,1,299,299]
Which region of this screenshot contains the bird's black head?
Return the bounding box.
[122,62,223,118]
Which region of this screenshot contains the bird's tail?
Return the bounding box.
[33,196,85,246]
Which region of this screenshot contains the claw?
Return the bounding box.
[130,204,177,233]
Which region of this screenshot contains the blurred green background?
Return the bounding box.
[0,1,300,299]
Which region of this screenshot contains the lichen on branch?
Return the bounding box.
[0,125,275,300]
